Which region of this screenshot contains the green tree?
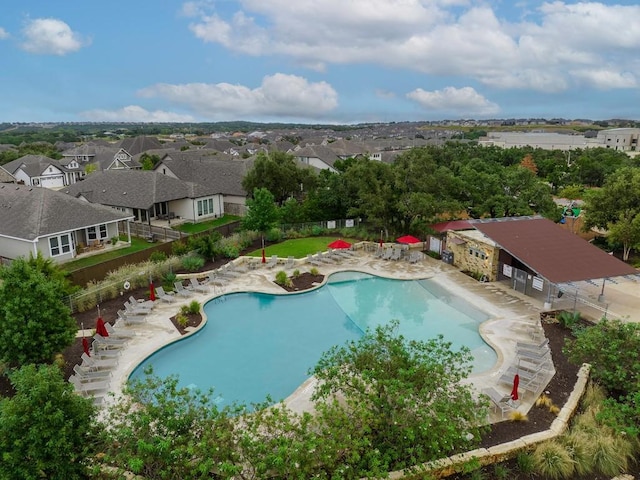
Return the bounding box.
[140,153,161,170]
[0,257,77,366]
[310,320,489,472]
[242,188,279,253]
[100,369,237,479]
[0,364,98,479]
[564,319,640,394]
[583,167,640,261]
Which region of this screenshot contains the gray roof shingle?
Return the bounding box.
[62,170,221,210]
[0,184,131,240]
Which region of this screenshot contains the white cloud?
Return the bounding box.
[570,69,637,90]
[183,1,640,93]
[138,73,338,120]
[406,86,499,116]
[20,18,88,55]
[0,27,9,40]
[80,106,195,123]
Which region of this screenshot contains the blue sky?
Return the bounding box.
[1,1,639,123]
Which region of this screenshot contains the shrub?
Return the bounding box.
[110,236,119,246]
[515,452,534,474]
[508,410,528,422]
[557,310,580,328]
[426,250,441,260]
[181,255,205,272]
[265,227,283,242]
[179,304,190,316]
[149,251,167,263]
[309,267,319,276]
[188,300,200,315]
[581,382,607,410]
[175,313,189,328]
[561,431,592,476]
[493,463,511,480]
[532,440,575,479]
[275,270,288,286]
[536,393,553,408]
[590,434,632,477]
[311,225,324,236]
[172,240,189,256]
[292,269,301,278]
[162,271,177,290]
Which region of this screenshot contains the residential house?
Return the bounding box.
[153,151,250,215]
[2,154,83,188]
[62,144,141,172]
[63,169,225,223]
[0,165,16,183]
[0,184,132,264]
[116,136,164,156]
[292,145,342,172]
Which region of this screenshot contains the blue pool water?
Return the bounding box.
[130,272,496,407]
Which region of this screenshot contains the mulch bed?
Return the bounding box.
[279,272,325,292]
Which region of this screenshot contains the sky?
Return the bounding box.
[1,1,639,124]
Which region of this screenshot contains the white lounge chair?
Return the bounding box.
[174,281,193,298]
[206,272,228,286]
[283,256,296,269]
[93,333,127,349]
[266,255,278,269]
[69,375,109,395]
[73,364,112,381]
[81,352,117,370]
[124,302,151,316]
[389,248,402,261]
[306,254,322,266]
[105,322,135,339]
[128,295,154,310]
[482,387,514,419]
[318,251,337,264]
[117,309,146,325]
[516,338,549,352]
[189,277,209,293]
[219,265,240,278]
[155,286,176,303]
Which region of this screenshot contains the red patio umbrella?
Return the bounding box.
[149,280,156,301]
[261,248,266,263]
[396,235,421,244]
[510,373,520,401]
[328,239,352,249]
[81,322,90,356]
[96,316,109,337]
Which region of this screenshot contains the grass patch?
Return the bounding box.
[246,237,359,259]
[174,215,240,234]
[62,237,154,271]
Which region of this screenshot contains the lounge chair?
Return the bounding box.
[318,251,336,264]
[124,301,151,316]
[69,375,109,395]
[283,256,296,269]
[374,247,385,258]
[117,309,146,325]
[206,272,228,286]
[516,345,551,360]
[234,262,249,273]
[93,333,127,349]
[73,364,112,381]
[499,366,544,393]
[306,254,322,266]
[174,281,193,298]
[266,255,278,269]
[482,387,514,419]
[381,248,393,260]
[105,322,135,339]
[90,346,120,360]
[516,338,549,352]
[189,277,209,293]
[129,295,154,310]
[219,265,240,278]
[389,248,402,261]
[155,286,176,303]
[81,352,117,370]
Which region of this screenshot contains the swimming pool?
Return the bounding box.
[130,271,496,407]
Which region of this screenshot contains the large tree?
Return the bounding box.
[583,167,640,260]
[242,188,280,258]
[0,256,77,366]
[310,320,489,472]
[0,364,98,479]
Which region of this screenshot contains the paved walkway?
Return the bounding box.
[80,249,638,421]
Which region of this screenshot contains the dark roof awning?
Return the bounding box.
[471,217,638,284]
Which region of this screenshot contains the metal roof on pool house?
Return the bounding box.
[470,216,638,284]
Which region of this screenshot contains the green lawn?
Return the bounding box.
[174,215,240,234]
[62,237,155,271]
[246,236,360,259]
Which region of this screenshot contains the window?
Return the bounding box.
[197,198,214,217]
[49,234,71,257]
[87,224,108,241]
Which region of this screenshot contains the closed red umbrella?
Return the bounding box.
[82,337,91,357]
[510,373,520,401]
[328,239,352,249]
[261,248,266,263]
[396,235,421,244]
[149,281,156,301]
[96,317,109,337]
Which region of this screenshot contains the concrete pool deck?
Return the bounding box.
[95,250,583,421]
